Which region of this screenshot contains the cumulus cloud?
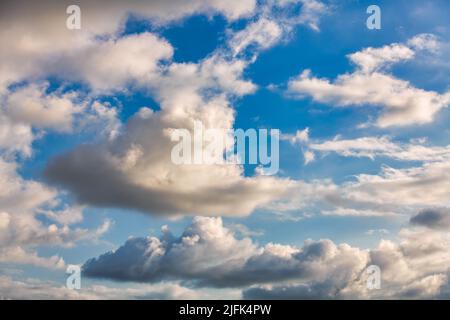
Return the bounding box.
[0,157,111,268]
[0,83,122,161]
[83,216,450,299]
[0,0,326,274]
[1,0,328,219]
[83,217,369,290]
[44,40,293,217]
[287,34,450,127]
[0,0,256,93]
[44,110,290,216]
[3,82,82,132]
[57,32,173,93]
[0,115,33,158]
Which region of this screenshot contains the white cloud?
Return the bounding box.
[0,115,33,158]
[60,33,173,93]
[44,49,292,217]
[303,150,315,165]
[0,0,328,219]
[3,83,82,132]
[230,18,283,56]
[0,0,256,94]
[287,35,450,127]
[407,33,441,52]
[0,158,111,268]
[348,44,414,73]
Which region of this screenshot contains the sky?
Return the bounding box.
[1,0,450,299]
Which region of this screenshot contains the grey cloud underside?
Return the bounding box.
[44,143,280,216]
[83,239,346,288]
[410,208,450,230]
[45,146,257,215]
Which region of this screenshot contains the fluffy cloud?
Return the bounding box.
[0,115,33,158]
[57,32,173,93]
[0,0,256,93]
[83,216,450,299]
[0,81,87,159]
[44,109,290,217]
[2,0,328,219]
[3,83,82,132]
[0,82,122,161]
[1,0,324,273]
[230,18,283,56]
[44,44,293,217]
[0,158,111,269]
[287,34,450,127]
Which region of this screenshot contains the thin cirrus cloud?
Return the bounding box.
[305,135,450,163]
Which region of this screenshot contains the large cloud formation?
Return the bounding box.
[43,50,292,216]
[42,1,327,217]
[0,0,328,272]
[83,216,450,299]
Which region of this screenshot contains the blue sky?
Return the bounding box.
[1,0,450,299]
